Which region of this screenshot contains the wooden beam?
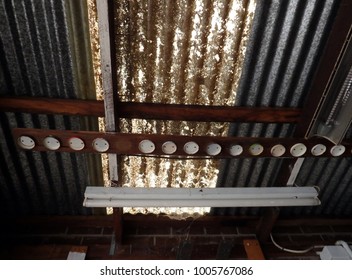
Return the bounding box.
[0,96,301,123]
[243,239,265,260]
[0,96,104,116]
[116,102,302,123]
[256,207,280,242]
[96,0,119,183]
[67,246,88,260]
[13,128,352,158]
[113,207,123,245]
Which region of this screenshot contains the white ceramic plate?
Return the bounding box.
[162,141,177,154]
[17,136,35,150]
[92,138,109,152]
[271,144,286,157]
[43,136,60,150]
[290,143,307,157]
[183,141,199,155]
[138,140,155,154]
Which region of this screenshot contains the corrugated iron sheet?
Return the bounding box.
[0,0,102,216]
[1,0,350,219]
[213,0,344,216]
[114,0,256,105]
[281,157,352,217]
[113,0,257,215]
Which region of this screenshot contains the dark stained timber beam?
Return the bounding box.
[113,207,123,245]
[0,96,105,117]
[116,102,302,123]
[0,96,301,123]
[256,207,280,242]
[12,128,352,158]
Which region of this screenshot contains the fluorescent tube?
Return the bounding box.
[83,186,320,208]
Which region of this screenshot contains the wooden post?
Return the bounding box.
[256,207,280,242]
[67,246,88,260]
[113,207,123,245]
[243,239,265,260]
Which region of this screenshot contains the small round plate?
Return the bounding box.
[271,144,286,157]
[290,143,307,157]
[92,138,109,152]
[249,144,264,156]
[69,137,85,151]
[17,136,35,150]
[206,143,222,156]
[184,141,199,155]
[229,145,243,156]
[162,141,177,154]
[330,145,345,157]
[138,140,155,153]
[43,136,60,150]
[311,144,326,156]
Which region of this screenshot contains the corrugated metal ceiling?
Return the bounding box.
[0,0,102,216]
[214,0,345,216]
[113,0,257,215]
[1,0,351,219]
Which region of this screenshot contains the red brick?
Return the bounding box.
[124,236,155,247]
[42,236,82,245]
[192,244,218,259]
[155,236,179,247]
[205,226,237,235]
[102,227,114,235]
[229,244,247,259]
[81,236,112,245]
[288,234,324,245]
[321,234,352,243]
[12,225,67,235]
[67,226,102,235]
[331,225,352,233]
[268,234,291,243]
[301,225,333,234]
[136,226,171,235]
[191,236,222,245]
[237,226,256,235]
[272,226,302,234]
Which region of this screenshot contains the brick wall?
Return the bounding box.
[264,223,352,259]
[1,216,352,260]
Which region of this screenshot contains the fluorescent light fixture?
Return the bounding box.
[83,186,320,208]
[307,34,352,144]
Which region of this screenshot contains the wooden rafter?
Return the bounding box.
[0,96,301,123]
[116,102,302,123]
[0,96,105,117]
[256,207,280,242]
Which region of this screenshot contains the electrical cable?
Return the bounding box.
[270,233,324,254]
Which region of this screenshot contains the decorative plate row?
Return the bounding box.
[13,128,351,158]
